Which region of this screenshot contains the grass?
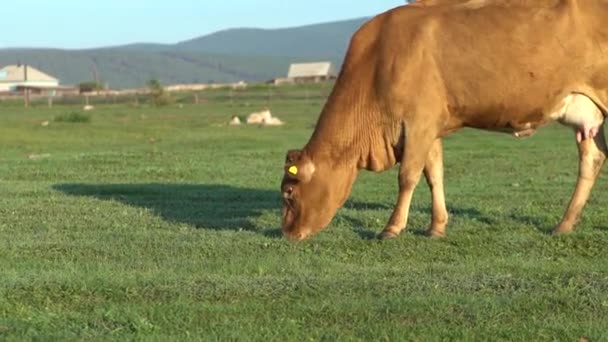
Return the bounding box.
[1,89,608,340]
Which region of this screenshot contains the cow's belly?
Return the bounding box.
[460,110,550,137]
[459,94,604,138]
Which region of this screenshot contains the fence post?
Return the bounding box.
[23,88,30,107]
[267,84,272,106]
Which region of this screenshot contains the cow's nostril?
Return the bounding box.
[295,230,311,241]
[283,229,309,241]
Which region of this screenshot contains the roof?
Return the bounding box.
[287,62,336,78]
[0,65,58,83]
[14,84,75,91]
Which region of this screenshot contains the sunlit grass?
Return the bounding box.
[0,90,607,340]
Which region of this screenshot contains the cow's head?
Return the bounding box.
[280,149,357,241]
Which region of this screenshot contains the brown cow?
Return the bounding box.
[281,0,608,241]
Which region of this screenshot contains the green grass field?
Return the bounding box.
[1,90,608,341]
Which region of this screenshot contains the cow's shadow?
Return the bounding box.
[54,183,284,237]
[54,183,397,238]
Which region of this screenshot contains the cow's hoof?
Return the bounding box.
[425,229,446,239]
[552,226,573,236]
[377,231,399,240]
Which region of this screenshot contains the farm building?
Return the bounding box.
[0,64,76,96]
[0,64,58,92]
[285,62,337,83]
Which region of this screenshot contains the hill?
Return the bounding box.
[175,18,366,59]
[0,18,368,89]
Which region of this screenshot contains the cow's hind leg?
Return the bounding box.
[554,124,607,234]
[378,127,437,240]
[424,138,449,238]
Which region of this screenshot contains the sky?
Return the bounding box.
[1,0,406,50]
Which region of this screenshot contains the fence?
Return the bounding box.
[0,82,335,108]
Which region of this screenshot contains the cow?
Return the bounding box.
[280,0,608,241]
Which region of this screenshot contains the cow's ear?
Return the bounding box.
[285,149,302,164]
[284,154,315,183]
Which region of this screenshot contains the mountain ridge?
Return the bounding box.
[0,17,369,88]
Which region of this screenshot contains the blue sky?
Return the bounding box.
[1,0,405,49]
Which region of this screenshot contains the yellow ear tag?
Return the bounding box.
[288,165,298,175]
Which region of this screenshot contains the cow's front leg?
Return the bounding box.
[554,124,607,234]
[424,138,448,238]
[379,133,436,240]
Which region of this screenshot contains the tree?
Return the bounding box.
[147,79,172,106]
[78,81,103,93]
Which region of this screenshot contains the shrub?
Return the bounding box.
[147,79,173,107]
[54,111,91,123]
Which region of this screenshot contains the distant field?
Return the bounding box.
[1,85,607,340]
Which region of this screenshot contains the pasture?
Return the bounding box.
[1,85,607,340]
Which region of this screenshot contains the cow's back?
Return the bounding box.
[321,2,586,128]
[371,1,608,131]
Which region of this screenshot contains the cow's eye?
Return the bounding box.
[286,187,294,195]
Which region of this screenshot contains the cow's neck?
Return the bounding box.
[304,81,393,172]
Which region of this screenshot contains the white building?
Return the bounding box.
[286,62,337,83]
[0,64,59,92]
